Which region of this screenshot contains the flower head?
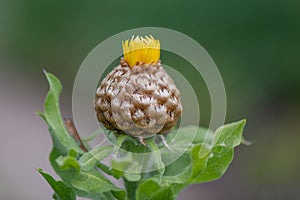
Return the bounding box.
[95,36,181,138]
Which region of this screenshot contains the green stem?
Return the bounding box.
[96,162,113,176]
[113,134,126,156]
[146,139,165,178]
[124,178,138,200]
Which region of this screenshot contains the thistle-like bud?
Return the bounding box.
[94,35,182,137]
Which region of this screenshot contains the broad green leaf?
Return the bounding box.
[38,114,68,155]
[174,120,246,186]
[163,155,191,184]
[163,155,191,177]
[51,147,125,199]
[193,146,233,183]
[166,126,213,145]
[192,127,214,145]
[75,186,126,200]
[164,120,246,195]
[43,72,82,152]
[214,119,246,148]
[163,126,196,153]
[74,189,117,200]
[79,145,113,171]
[53,193,61,200]
[70,170,118,194]
[192,119,246,183]
[136,179,174,200]
[46,122,78,183]
[162,126,213,184]
[37,168,76,200]
[186,144,210,183]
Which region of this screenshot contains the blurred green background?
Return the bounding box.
[0,0,299,199]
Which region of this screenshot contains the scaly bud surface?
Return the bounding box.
[94,36,182,137]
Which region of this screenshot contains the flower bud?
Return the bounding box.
[94,36,182,137]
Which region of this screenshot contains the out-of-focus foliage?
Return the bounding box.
[1,0,300,119]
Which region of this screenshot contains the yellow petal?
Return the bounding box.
[122,35,160,67]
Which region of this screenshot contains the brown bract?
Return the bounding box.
[94,60,182,137]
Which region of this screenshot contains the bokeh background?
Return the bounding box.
[1,0,299,199]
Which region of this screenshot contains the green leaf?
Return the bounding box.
[75,189,126,200]
[68,148,78,158]
[162,126,212,184]
[51,147,125,199]
[192,119,246,183]
[167,126,213,145]
[111,154,142,182]
[36,111,46,121]
[43,72,82,153]
[136,179,174,200]
[163,155,191,184]
[111,135,143,182]
[111,190,127,200]
[37,168,76,200]
[82,128,103,143]
[96,162,120,178]
[214,119,247,148]
[50,148,78,182]
[79,145,113,171]
[38,75,82,189]
[70,170,118,194]
[187,144,210,183]
[163,120,246,196]
[74,189,115,200]
[46,124,78,183]
[124,171,142,182]
[56,155,80,174]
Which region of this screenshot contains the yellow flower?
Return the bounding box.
[122,35,160,67]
